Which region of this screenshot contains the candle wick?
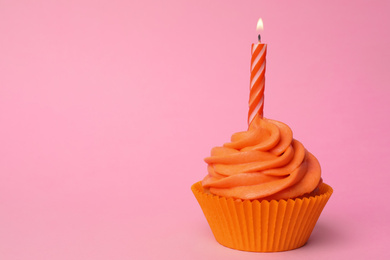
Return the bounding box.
[258,34,261,42]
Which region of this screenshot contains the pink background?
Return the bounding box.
[1,0,389,259]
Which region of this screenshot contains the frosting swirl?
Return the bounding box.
[202,115,321,200]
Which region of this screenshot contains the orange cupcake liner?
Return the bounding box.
[191,181,333,252]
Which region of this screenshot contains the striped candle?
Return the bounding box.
[248,42,267,126]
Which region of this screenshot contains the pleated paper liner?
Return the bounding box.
[192,181,333,252]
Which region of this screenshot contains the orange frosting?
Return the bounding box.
[202,114,321,200]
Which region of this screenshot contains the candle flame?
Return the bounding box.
[256,18,264,31]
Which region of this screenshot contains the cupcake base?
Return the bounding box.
[191,181,333,252]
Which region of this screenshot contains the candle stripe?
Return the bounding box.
[248,43,267,126]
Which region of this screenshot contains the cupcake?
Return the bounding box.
[191,34,332,252]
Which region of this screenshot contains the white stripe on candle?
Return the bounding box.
[250,61,265,89]
[248,96,263,124]
[251,44,266,72]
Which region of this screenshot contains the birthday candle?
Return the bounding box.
[248,18,267,126]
